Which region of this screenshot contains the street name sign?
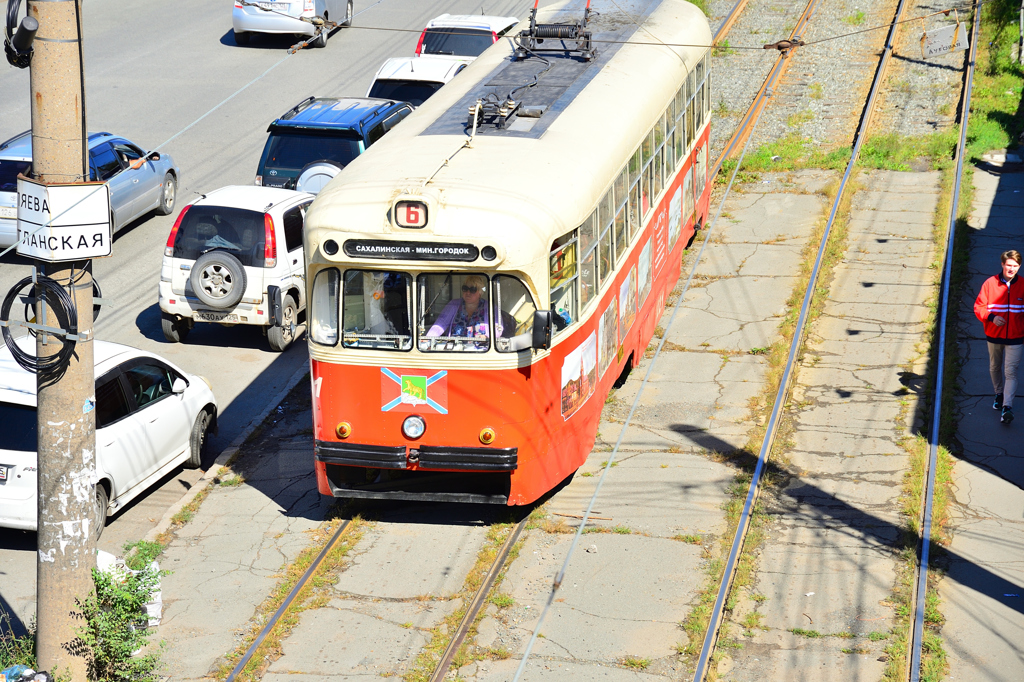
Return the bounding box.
[921,23,968,59]
[16,175,112,261]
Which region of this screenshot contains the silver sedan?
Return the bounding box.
[0,130,180,249]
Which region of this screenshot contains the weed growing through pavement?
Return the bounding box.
[789,628,822,638]
[621,655,651,670]
[0,610,36,671]
[673,534,704,545]
[809,82,824,99]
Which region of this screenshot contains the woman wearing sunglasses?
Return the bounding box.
[427,274,491,340]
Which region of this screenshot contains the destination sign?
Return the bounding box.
[344,240,479,262]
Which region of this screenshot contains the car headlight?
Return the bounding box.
[402,415,426,440]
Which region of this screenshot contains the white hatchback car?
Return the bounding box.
[0,339,217,536]
[367,56,469,107]
[232,0,353,47]
[159,186,313,351]
[415,14,519,58]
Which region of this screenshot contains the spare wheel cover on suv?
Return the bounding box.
[191,251,247,309]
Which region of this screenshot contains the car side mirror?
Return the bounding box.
[172,377,187,394]
[147,151,161,161]
[532,310,553,350]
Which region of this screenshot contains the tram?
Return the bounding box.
[303,0,713,505]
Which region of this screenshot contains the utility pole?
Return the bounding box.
[27,0,96,679]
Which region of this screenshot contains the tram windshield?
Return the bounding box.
[341,270,413,350]
[417,273,493,352]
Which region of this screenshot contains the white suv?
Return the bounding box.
[159,186,313,351]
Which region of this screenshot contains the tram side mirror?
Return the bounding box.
[532,310,553,350]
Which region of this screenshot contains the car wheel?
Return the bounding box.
[311,28,327,48]
[267,294,297,351]
[161,312,190,343]
[234,30,250,45]
[190,251,247,309]
[157,172,176,215]
[343,0,352,26]
[94,484,109,540]
[187,409,211,469]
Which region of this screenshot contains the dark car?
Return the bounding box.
[254,97,413,194]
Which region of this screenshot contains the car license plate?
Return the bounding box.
[0,466,7,481]
[0,206,16,219]
[258,2,288,9]
[195,312,239,322]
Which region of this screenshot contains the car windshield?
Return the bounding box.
[172,205,266,267]
[341,270,413,350]
[0,402,36,452]
[421,28,493,57]
[262,130,363,173]
[0,159,31,193]
[367,80,444,107]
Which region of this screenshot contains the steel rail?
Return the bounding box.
[909,9,980,681]
[691,0,914,677]
[225,519,352,682]
[713,0,751,45]
[429,517,529,682]
[709,0,820,180]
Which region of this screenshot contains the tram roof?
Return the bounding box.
[306,0,711,268]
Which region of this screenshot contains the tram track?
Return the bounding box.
[688,0,937,675]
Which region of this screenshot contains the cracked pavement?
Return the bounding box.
[447,171,832,680]
[723,170,941,680]
[939,161,1024,681]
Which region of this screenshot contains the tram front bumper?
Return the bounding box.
[314,440,518,472]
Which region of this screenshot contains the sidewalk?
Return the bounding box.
[939,160,1024,681]
[724,169,941,680]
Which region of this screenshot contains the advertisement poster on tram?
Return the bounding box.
[619,267,637,339]
[639,239,653,307]
[683,166,694,233]
[669,186,682,249]
[561,332,598,419]
[598,300,617,377]
[696,145,708,198]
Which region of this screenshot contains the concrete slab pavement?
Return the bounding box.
[939,162,1024,681]
[725,170,942,680]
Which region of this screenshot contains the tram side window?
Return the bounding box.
[550,232,578,334]
[493,276,537,352]
[628,148,642,232]
[341,270,412,351]
[310,268,339,346]
[417,272,494,352]
[687,72,696,143]
[675,85,687,155]
[579,210,599,309]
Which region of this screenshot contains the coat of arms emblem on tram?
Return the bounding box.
[380,368,448,414]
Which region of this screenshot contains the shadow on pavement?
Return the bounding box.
[667,423,1024,618]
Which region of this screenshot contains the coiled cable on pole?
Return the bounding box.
[1,275,78,376]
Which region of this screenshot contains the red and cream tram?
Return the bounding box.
[304,0,713,505]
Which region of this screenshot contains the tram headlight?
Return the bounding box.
[323,239,339,256]
[402,415,426,440]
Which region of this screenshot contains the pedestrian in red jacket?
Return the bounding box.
[974,250,1024,423]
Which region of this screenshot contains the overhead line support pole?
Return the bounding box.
[28,0,96,679]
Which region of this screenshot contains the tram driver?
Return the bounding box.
[422,274,516,350]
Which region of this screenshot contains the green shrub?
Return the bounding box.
[75,564,162,682]
[0,611,36,670]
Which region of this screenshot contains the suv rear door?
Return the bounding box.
[279,200,310,306]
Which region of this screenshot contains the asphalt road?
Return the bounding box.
[0,0,532,635]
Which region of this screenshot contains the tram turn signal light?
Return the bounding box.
[479,427,496,445]
[336,422,352,439]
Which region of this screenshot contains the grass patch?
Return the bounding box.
[790,628,823,638]
[859,132,960,171]
[0,611,36,671]
[965,0,1024,159]
[621,655,651,670]
[215,516,365,681]
[403,521,524,681]
[869,630,890,641]
[843,10,866,25]
[122,539,165,571]
[674,533,704,545]
[489,593,515,608]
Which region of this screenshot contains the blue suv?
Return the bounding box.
[255,97,412,194]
